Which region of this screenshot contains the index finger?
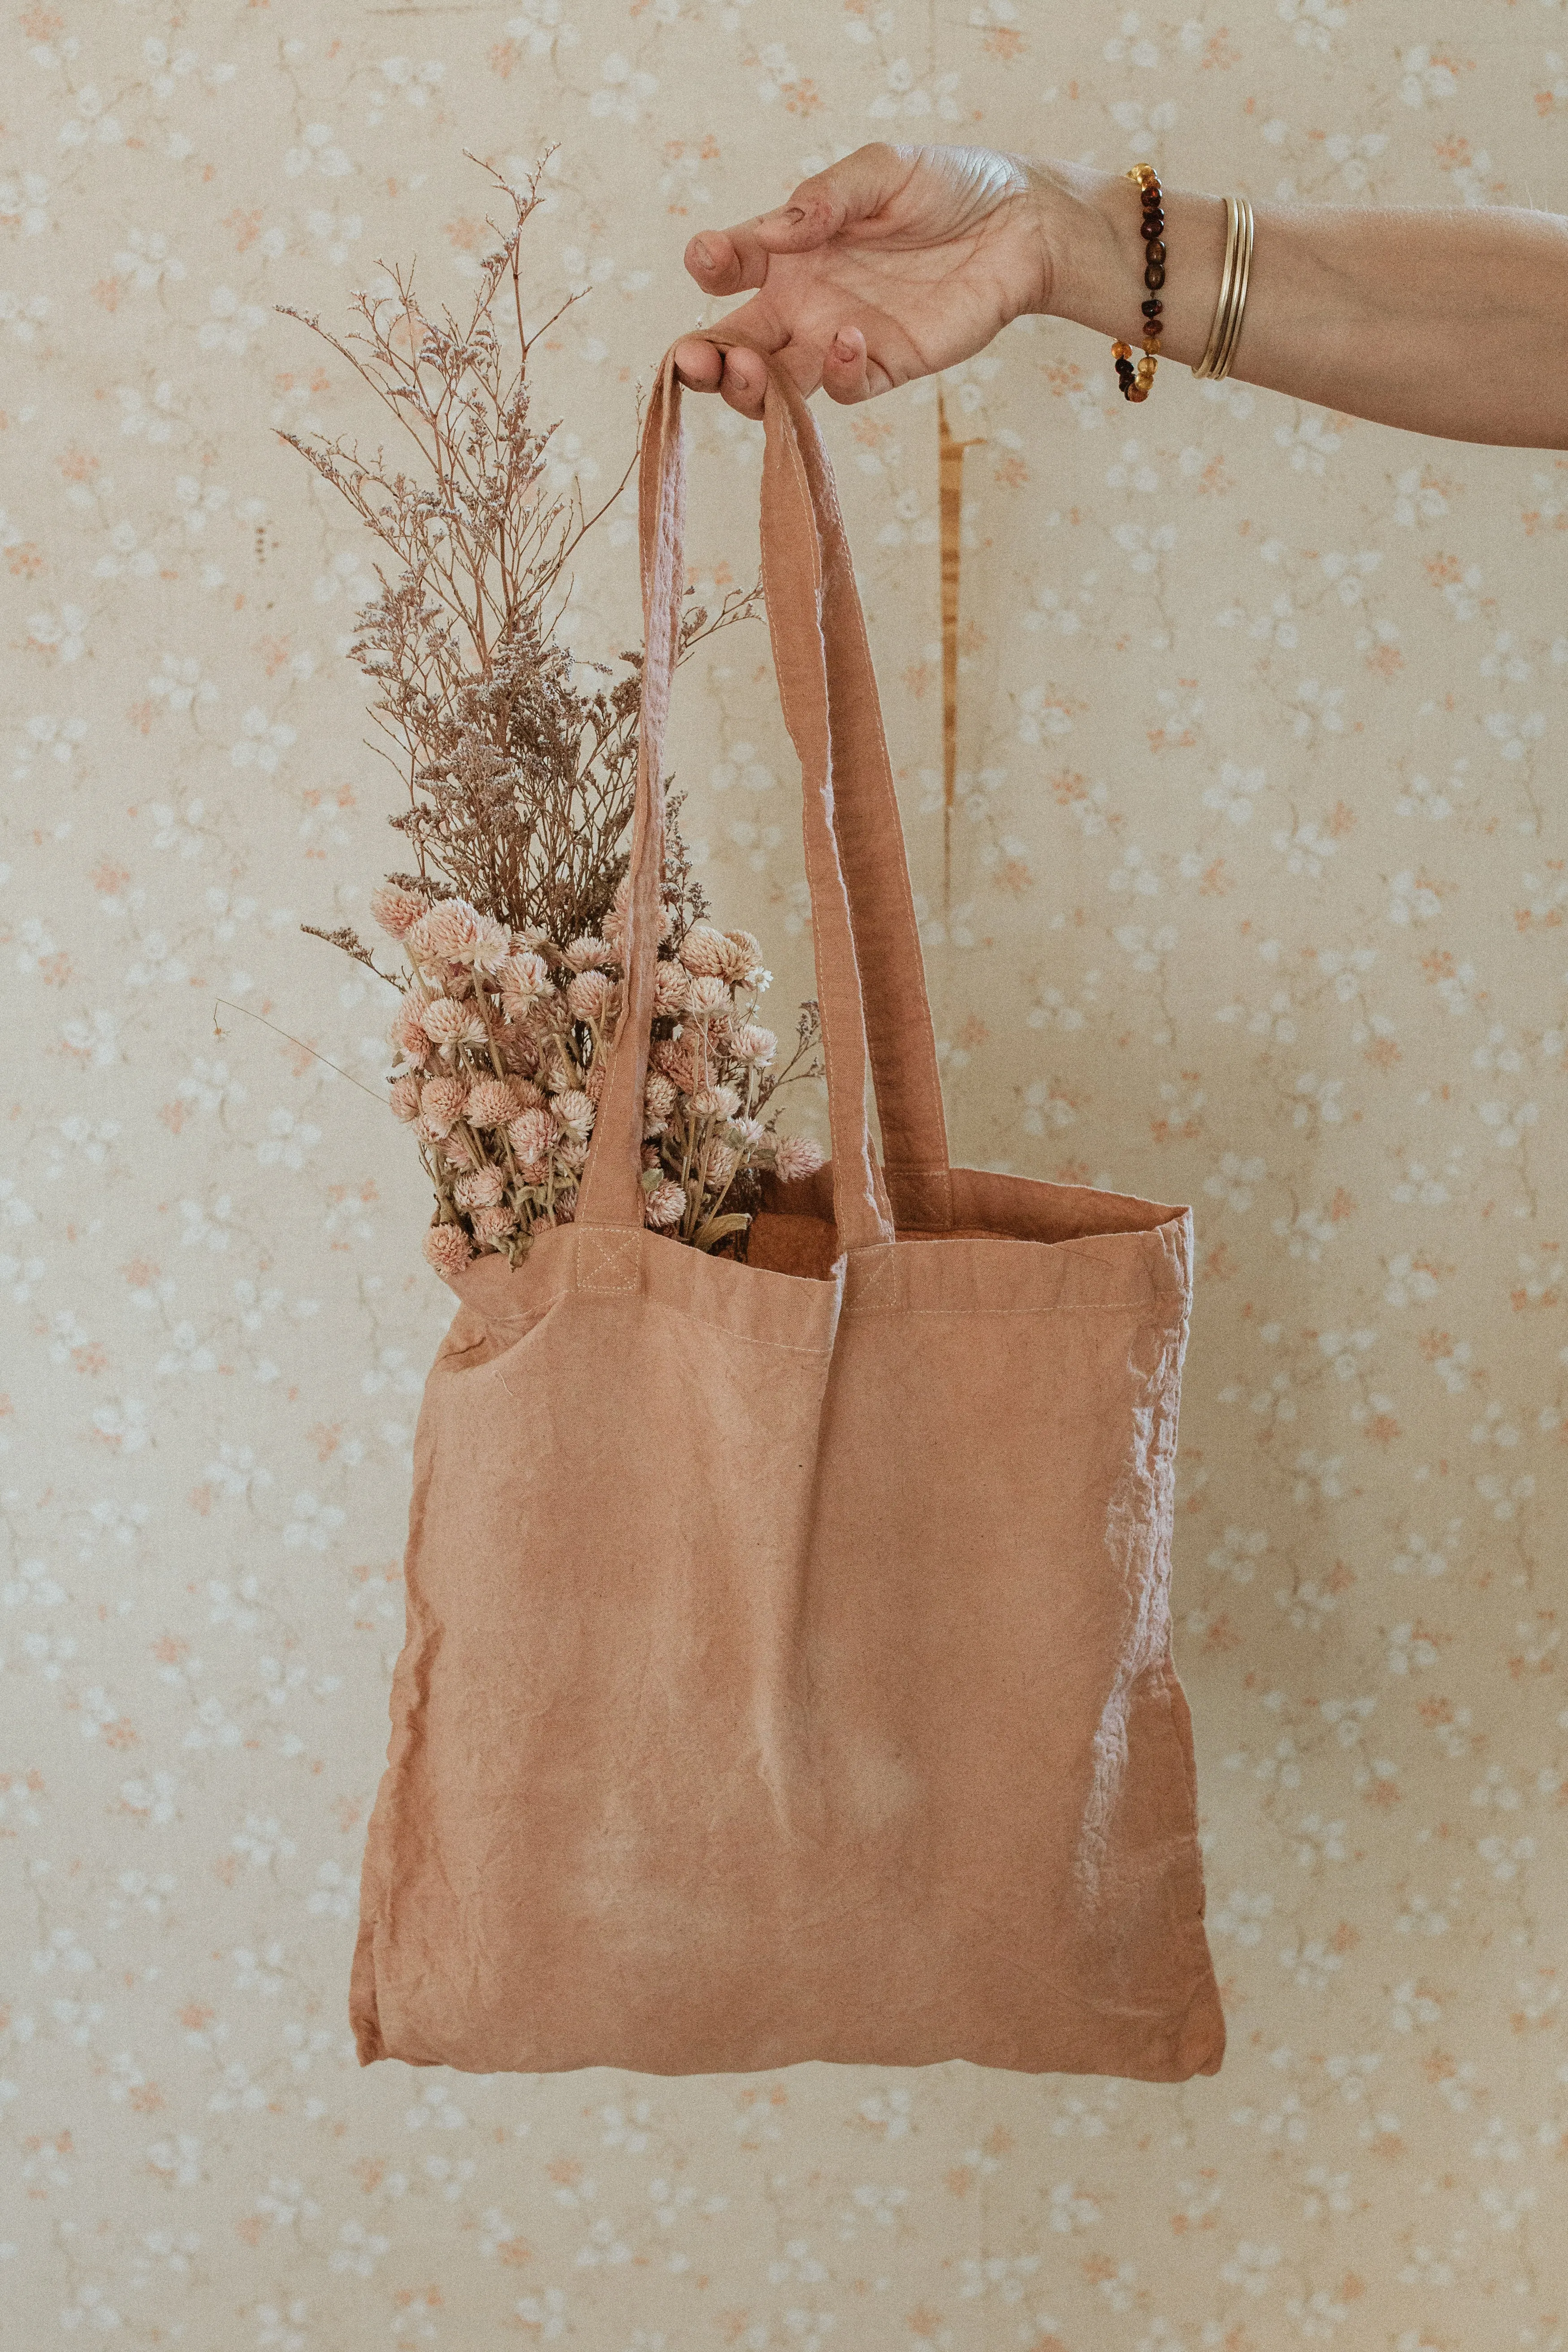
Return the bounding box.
[671,339,773,419]
[671,336,725,393]
[671,307,783,416]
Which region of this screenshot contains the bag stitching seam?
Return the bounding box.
[576,1229,641,1294]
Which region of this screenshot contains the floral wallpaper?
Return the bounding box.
[3,0,1566,2344]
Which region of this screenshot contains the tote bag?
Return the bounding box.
[351,341,1226,2083]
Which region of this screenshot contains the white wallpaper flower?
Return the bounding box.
[2,1,1565,2345]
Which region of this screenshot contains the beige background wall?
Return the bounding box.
[4,1,1566,2343]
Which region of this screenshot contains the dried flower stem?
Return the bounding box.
[279,153,824,1269]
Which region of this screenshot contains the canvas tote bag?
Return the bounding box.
[351,340,1226,2083]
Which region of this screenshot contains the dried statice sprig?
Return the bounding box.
[376,877,823,1271]
[281,151,761,953]
[280,152,824,1266]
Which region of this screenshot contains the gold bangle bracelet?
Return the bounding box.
[1213,195,1254,380]
[1192,195,1254,383]
[1191,197,1240,379]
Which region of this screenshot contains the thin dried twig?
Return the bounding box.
[279,151,762,948]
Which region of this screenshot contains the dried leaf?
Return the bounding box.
[692,1213,752,1253]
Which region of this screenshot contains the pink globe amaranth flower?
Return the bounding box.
[471,921,512,972]
[732,1022,777,1066]
[537,1045,580,1096]
[566,969,616,1023]
[466,1077,521,1129]
[405,898,477,958]
[509,1078,547,1111]
[658,1041,701,1096]
[389,995,433,1062]
[704,1143,740,1190]
[691,1083,741,1121]
[419,1076,468,1137]
[552,1089,595,1139]
[406,898,507,971]
[643,1073,677,1123]
[498,1024,541,1077]
[507,1107,556,1165]
[553,1188,577,1223]
[390,1074,423,1122]
[733,1115,766,1149]
[455,1166,506,1209]
[371,884,429,937]
[773,1134,826,1183]
[723,927,764,981]
[470,1204,515,1243]
[498,949,554,1009]
[685,975,731,1018]
[557,1137,589,1172]
[644,1177,686,1229]
[564,934,614,972]
[423,1222,471,1276]
[652,960,690,1017]
[673,1048,701,1085]
[420,996,488,1051]
[678,923,729,977]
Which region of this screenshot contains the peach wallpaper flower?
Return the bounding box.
[3,1,1565,2345]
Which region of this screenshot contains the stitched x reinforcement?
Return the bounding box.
[845,1246,899,1313]
[576,1227,641,1295]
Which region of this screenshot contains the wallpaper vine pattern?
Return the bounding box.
[3,1,1565,2344]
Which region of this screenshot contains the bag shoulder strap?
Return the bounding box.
[755,357,953,1232]
[578,346,953,1249]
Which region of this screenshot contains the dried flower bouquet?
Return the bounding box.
[282,157,821,1272]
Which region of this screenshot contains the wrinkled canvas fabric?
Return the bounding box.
[352,343,1226,2083]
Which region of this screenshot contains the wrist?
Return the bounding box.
[1016,159,1135,331]
[1020,157,1232,373]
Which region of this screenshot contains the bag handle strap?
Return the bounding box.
[576,345,892,1251]
[578,343,951,1249]
[751,351,953,1230]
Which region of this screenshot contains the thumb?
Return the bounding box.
[684,143,914,298]
[750,142,914,252]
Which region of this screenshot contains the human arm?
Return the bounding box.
[672,143,1568,450]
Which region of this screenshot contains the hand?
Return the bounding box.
[672,142,1053,415]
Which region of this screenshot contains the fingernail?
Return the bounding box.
[693,238,715,268]
[773,205,805,224]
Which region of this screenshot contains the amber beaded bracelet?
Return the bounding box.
[1113,162,1166,403]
